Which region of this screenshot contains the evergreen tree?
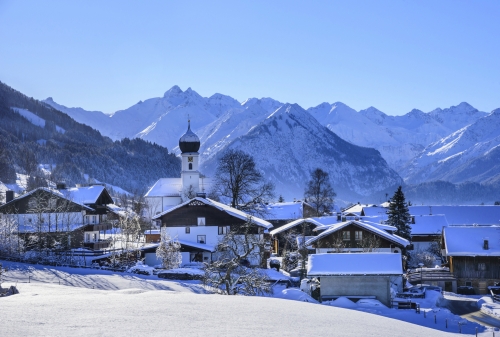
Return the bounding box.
[386,186,412,240]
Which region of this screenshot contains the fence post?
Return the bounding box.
[434,314,436,324]
[446,318,448,329]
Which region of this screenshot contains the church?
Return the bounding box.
[144,121,212,214]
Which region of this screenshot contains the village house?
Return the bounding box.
[261,200,316,229]
[442,226,500,294]
[307,253,404,306]
[305,220,410,254]
[0,184,115,251]
[269,216,337,255]
[149,197,273,267]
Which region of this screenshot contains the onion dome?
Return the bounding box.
[179,120,200,153]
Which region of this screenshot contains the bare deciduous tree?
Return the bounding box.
[202,218,271,296]
[213,149,275,216]
[360,233,381,252]
[304,168,336,216]
[183,184,196,200]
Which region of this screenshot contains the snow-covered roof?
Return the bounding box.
[144,178,182,197]
[140,239,215,252]
[305,220,410,247]
[177,239,215,252]
[0,187,94,211]
[307,253,403,276]
[343,204,376,215]
[17,222,86,234]
[360,205,387,217]
[144,229,161,235]
[152,197,273,229]
[443,226,500,256]
[270,217,336,236]
[144,178,213,198]
[312,217,396,233]
[408,206,500,226]
[261,202,306,220]
[63,185,110,205]
[106,204,128,217]
[410,215,448,235]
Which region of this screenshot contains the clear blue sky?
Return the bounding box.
[1,0,499,115]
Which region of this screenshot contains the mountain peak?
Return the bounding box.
[163,85,183,97]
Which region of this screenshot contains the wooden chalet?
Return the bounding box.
[151,197,273,267]
[305,220,410,254]
[442,226,500,294]
[0,184,115,251]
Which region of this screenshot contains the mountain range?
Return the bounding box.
[7,83,499,203]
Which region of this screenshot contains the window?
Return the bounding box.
[354,231,363,241]
[477,263,488,271]
[197,235,206,244]
[342,231,350,240]
[185,227,190,234]
[198,217,205,226]
[189,163,193,170]
[218,226,230,235]
[49,198,57,209]
[465,281,472,287]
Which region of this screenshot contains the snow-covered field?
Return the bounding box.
[0,261,490,336]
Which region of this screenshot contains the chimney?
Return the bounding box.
[6,190,14,203]
[56,182,67,190]
[196,192,206,198]
[484,239,489,250]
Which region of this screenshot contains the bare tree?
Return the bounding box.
[304,168,336,216]
[202,218,272,296]
[360,233,381,252]
[0,213,24,257]
[323,233,347,253]
[156,230,182,269]
[183,184,196,200]
[213,149,275,216]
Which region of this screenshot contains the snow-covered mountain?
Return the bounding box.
[402,108,500,185]
[196,97,282,162]
[200,103,403,198]
[43,86,237,151]
[307,102,487,171]
[44,87,498,196]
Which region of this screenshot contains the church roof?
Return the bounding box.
[179,121,200,153]
[144,178,183,197]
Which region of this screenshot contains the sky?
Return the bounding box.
[0,0,499,115]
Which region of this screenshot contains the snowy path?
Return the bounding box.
[441,293,500,328]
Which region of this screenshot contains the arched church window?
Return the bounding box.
[189,163,192,170]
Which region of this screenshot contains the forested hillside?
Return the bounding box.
[0,81,180,193]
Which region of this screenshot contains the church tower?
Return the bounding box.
[179,120,201,197]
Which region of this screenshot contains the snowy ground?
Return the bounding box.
[0,261,493,336]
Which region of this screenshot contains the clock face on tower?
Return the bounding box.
[188,156,193,162]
